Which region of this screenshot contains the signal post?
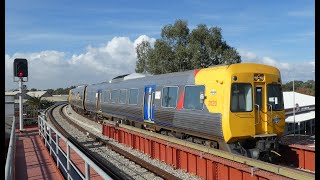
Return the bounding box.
[13,58,28,131]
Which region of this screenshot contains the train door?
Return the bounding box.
[266,84,285,134]
[254,85,266,134]
[143,85,155,123]
[96,90,102,112]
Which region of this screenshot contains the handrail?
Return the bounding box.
[38,113,112,180]
[254,104,260,125]
[268,104,273,118]
[5,116,16,180]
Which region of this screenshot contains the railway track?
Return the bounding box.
[47,104,129,180]
[48,103,184,180]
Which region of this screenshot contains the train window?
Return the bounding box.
[230,83,252,112]
[92,92,96,102]
[104,90,110,103]
[267,84,284,111]
[111,90,119,103]
[129,89,139,105]
[162,86,178,108]
[183,85,205,110]
[287,123,293,132]
[119,89,127,104]
[87,92,90,101]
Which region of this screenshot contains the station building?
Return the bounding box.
[283,92,315,136]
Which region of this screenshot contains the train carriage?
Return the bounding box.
[69,85,87,111]
[70,63,285,162]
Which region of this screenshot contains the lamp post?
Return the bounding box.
[293,79,295,137]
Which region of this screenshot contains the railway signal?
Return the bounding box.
[13,58,28,131]
[14,58,28,77]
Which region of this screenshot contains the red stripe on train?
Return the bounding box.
[176,90,184,110]
[194,69,201,77]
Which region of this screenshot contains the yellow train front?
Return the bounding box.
[196,63,285,162]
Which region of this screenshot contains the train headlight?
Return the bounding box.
[233,76,238,81]
[254,74,259,81]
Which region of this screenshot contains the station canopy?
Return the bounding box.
[285,111,315,123]
[283,92,315,123]
[283,92,314,109]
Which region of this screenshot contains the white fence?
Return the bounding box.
[38,113,112,180]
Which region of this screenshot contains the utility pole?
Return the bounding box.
[293,79,295,137]
[19,78,24,131]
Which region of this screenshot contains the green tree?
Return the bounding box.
[135,41,151,73]
[46,89,54,95]
[39,99,55,110]
[54,88,64,95]
[135,19,241,74]
[282,80,315,96]
[26,96,55,117]
[26,96,42,117]
[148,40,175,74]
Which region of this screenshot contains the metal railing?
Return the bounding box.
[5,116,16,180]
[38,113,112,180]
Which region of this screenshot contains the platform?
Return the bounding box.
[14,126,64,180]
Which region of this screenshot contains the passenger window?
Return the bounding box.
[119,89,127,104]
[104,90,110,103]
[87,92,92,101]
[129,89,139,105]
[183,85,205,110]
[162,87,178,108]
[91,92,94,102]
[111,90,119,103]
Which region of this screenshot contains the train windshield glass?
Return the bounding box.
[267,84,284,111]
[231,83,252,112]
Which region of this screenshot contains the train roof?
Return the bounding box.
[110,73,151,83]
[80,63,280,88]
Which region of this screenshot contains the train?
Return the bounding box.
[68,63,286,162]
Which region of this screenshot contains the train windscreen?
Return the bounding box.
[230,83,253,112]
[267,84,284,111]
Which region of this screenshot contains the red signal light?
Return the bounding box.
[19,72,23,77]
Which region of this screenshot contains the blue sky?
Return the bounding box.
[5,0,315,89]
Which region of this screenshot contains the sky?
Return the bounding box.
[5,0,315,90]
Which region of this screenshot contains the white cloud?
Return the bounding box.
[239,50,315,82]
[261,57,277,67]
[133,35,156,47]
[5,39,315,91]
[5,35,155,90]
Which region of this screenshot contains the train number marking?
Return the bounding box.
[208,100,217,106]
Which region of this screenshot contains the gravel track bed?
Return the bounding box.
[52,105,161,180]
[65,105,201,180]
